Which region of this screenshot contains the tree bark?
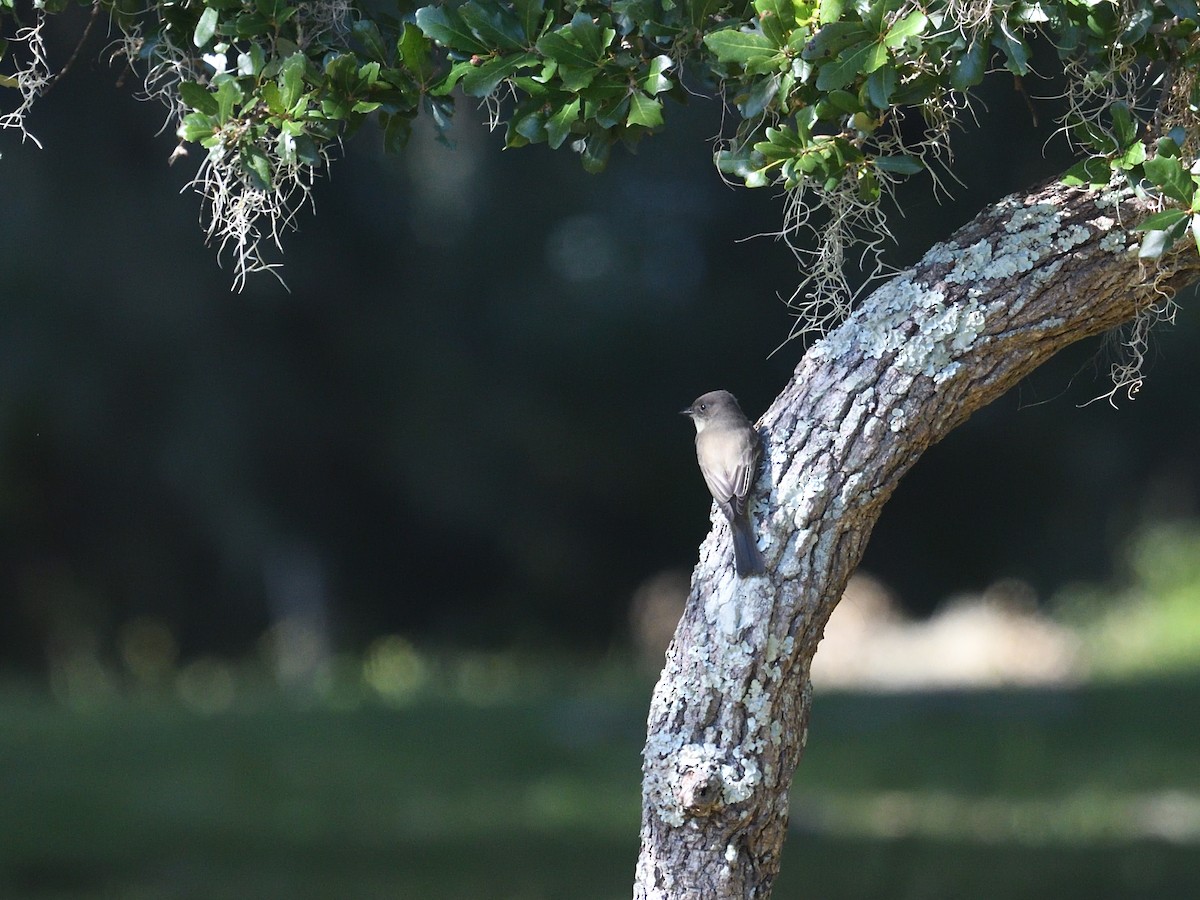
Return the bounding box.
[633,177,1200,899]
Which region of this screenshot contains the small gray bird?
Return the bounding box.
[682,390,765,577]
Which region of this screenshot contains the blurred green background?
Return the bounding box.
[2,10,1200,899]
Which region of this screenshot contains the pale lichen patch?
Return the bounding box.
[941,239,993,283]
[647,741,765,827]
[721,751,761,804]
[1058,224,1092,250]
[1099,227,1133,254]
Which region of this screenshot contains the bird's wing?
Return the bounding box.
[698,429,759,519]
[700,464,739,518]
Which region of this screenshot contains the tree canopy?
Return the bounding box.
[5,0,1200,307]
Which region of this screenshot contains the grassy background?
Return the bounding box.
[1,668,1198,900]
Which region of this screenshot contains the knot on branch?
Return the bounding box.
[678,766,723,817]
[658,744,763,824]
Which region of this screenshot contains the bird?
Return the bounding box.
[681,390,765,577]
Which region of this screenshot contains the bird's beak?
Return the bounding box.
[680,407,694,417]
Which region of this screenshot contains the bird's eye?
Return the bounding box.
[699,403,707,412]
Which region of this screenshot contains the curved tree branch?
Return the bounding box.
[634,177,1200,899]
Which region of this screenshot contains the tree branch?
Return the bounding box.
[634,177,1200,899]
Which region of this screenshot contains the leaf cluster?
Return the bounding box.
[1047,0,1200,257]
[414,0,701,171]
[144,0,441,185]
[8,0,1200,285]
[705,0,941,199]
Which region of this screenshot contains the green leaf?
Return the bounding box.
[592,94,630,128]
[511,103,547,143]
[415,5,487,53]
[1138,224,1183,259]
[760,124,803,151]
[237,44,266,77]
[1112,140,1146,170]
[1133,208,1189,232]
[538,29,596,68]
[818,0,843,25]
[512,0,547,41]
[641,54,673,95]
[352,19,390,63]
[755,0,792,46]
[883,10,925,48]
[862,41,888,74]
[1157,135,1182,159]
[461,54,537,96]
[579,132,611,174]
[382,112,412,153]
[212,74,243,123]
[557,65,599,92]
[815,40,877,90]
[796,105,817,137]
[358,61,381,87]
[861,0,905,32]
[193,6,219,47]
[993,20,1029,74]
[292,133,322,165]
[1067,114,1118,155]
[826,90,862,114]
[865,65,896,108]
[874,154,923,175]
[744,168,770,188]
[681,0,725,28]
[279,53,307,110]
[546,98,580,148]
[433,60,475,96]
[399,24,434,82]
[1061,156,1110,188]
[950,39,987,90]
[738,74,780,118]
[1110,102,1137,148]
[321,96,352,119]
[255,0,285,19]
[804,21,871,58]
[568,12,610,60]
[1144,155,1195,204]
[179,80,219,116]
[178,112,217,142]
[627,92,663,128]
[324,53,359,94]
[460,1,527,51]
[715,145,758,177]
[703,29,780,67]
[231,13,269,38]
[276,130,296,166]
[1118,5,1154,44]
[261,82,284,115]
[241,145,272,191]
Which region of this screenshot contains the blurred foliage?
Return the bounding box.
[1056,522,1200,678]
[1,663,1199,898]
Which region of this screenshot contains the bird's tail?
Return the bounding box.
[731,516,765,577]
